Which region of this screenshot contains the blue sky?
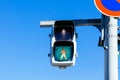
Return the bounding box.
[0,0,120,80]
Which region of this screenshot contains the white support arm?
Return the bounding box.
[40,19,101,28]
[40,21,55,27]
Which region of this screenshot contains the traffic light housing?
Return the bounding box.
[49,21,77,68]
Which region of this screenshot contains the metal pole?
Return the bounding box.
[103,15,118,80]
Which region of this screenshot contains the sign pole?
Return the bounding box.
[103,15,118,80]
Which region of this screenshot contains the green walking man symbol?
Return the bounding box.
[59,47,67,60]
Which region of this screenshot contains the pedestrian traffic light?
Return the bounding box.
[51,41,76,68]
[49,20,78,69]
[54,21,74,41]
[54,42,73,61]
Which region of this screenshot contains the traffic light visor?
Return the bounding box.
[53,41,74,62]
[54,21,74,41]
[54,46,73,61]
